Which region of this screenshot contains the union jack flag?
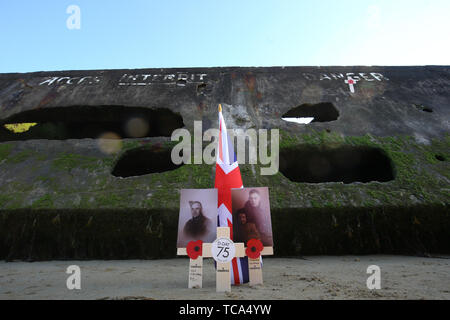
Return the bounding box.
[214,104,249,285]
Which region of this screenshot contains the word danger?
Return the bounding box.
[302,72,389,82]
[118,72,208,86]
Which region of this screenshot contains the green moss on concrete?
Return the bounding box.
[122,140,142,151]
[0,194,13,207]
[36,176,57,185]
[7,181,34,193]
[267,131,450,209]
[190,164,212,187]
[51,153,100,172]
[31,194,54,209]
[1,131,448,211]
[0,143,13,161]
[100,157,115,168]
[95,193,129,208]
[0,190,25,209]
[0,145,48,164]
[279,130,299,148]
[35,153,48,161]
[421,138,450,165]
[0,132,448,259]
[5,149,35,164]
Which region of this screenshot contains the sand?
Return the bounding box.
[0,255,449,300]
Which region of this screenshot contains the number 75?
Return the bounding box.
[217,246,230,258]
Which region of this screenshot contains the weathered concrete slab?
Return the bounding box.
[1,66,449,138]
[0,66,449,260]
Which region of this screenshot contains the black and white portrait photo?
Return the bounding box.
[177,189,217,248]
[232,187,273,247]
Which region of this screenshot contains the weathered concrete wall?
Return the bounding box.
[0,66,449,260]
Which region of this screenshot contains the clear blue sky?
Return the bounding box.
[1,0,449,73]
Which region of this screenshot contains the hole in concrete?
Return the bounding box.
[279,145,395,184]
[435,154,446,161]
[111,147,183,177]
[0,106,184,141]
[197,83,207,90]
[413,103,433,113]
[196,83,209,95]
[282,102,339,124]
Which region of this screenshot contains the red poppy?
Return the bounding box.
[246,239,263,259]
[186,240,203,260]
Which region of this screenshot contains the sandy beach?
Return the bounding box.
[0,255,449,300]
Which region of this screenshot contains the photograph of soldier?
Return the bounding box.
[177,189,217,248]
[232,187,273,247]
[235,211,261,244]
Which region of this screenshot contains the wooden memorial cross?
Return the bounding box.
[177,227,245,292]
[177,227,273,292]
[246,239,273,286]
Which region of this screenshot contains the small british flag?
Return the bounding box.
[214,104,249,284]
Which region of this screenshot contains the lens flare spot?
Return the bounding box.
[124,117,149,138]
[97,132,122,154]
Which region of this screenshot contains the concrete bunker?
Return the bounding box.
[282,102,339,124]
[111,146,183,178]
[0,106,184,141]
[279,145,395,184]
